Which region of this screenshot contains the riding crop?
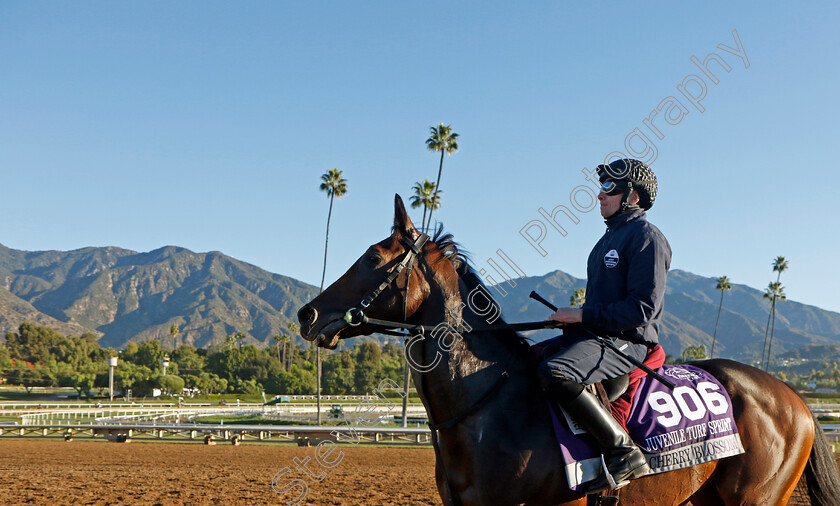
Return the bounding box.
[529,291,675,390]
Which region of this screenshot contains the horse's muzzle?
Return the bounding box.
[297,304,346,348]
[297,304,319,340]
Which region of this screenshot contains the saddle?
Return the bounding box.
[532,344,667,428]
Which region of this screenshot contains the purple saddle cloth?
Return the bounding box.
[551,364,745,491]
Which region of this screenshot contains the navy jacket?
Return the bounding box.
[580,209,671,345]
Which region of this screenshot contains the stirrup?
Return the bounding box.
[600,455,630,490]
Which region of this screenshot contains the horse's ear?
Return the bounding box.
[394,194,420,239]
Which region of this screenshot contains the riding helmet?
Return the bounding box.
[596,158,658,211]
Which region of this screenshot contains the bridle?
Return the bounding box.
[342,232,430,332]
[335,232,559,426]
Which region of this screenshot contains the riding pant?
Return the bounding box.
[537,331,650,394]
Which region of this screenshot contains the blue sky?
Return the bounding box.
[2,2,838,313]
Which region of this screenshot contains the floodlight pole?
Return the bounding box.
[108,356,118,401]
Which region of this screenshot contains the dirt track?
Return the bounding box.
[0,440,439,505]
[1,439,837,505]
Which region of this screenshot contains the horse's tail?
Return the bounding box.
[802,415,840,505]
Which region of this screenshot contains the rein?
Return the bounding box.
[341,232,560,336]
[352,313,561,336]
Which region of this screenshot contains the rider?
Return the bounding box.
[538,158,671,490]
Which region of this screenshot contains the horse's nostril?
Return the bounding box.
[298,304,316,325]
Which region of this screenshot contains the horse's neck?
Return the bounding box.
[410,272,521,424]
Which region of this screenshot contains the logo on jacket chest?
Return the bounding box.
[604,249,620,268]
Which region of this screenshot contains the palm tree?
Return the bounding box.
[318,170,347,425]
[319,169,348,292]
[569,288,586,308]
[225,334,236,350]
[710,276,731,359]
[273,334,283,365]
[169,324,180,348]
[282,335,291,370]
[287,322,299,371]
[763,281,786,371]
[410,180,441,234]
[761,256,789,370]
[424,124,459,231]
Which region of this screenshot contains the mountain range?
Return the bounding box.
[494,269,840,362]
[0,243,316,349]
[1,243,838,361]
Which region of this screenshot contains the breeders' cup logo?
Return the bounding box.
[604,250,619,268]
[663,366,702,381]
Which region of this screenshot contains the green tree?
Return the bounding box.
[5,361,50,394]
[410,180,441,234]
[228,377,262,395]
[322,350,356,394]
[4,322,65,363]
[239,349,281,385]
[196,372,228,394]
[114,362,152,393]
[172,345,205,376]
[71,372,96,399]
[207,346,244,382]
[122,342,139,363]
[424,123,459,231]
[354,341,382,394]
[265,364,316,395]
[158,374,186,395]
[569,288,586,308]
[710,275,731,359]
[135,340,166,371]
[68,364,104,399]
[0,347,12,369]
[681,345,707,362]
[761,256,789,370]
[762,281,787,371]
[831,362,840,386]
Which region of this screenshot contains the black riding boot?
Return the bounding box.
[547,382,650,491]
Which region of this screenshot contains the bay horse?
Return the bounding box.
[298,195,840,505]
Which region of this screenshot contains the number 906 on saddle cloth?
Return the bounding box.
[552,364,745,491]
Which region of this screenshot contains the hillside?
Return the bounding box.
[1,242,838,361]
[494,269,840,361]
[0,243,319,348]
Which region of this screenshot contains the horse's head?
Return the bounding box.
[298,194,458,348]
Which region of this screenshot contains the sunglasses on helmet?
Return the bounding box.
[600,180,628,196]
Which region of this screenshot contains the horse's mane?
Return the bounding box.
[430,226,535,361]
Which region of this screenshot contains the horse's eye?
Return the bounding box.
[365,253,382,266]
